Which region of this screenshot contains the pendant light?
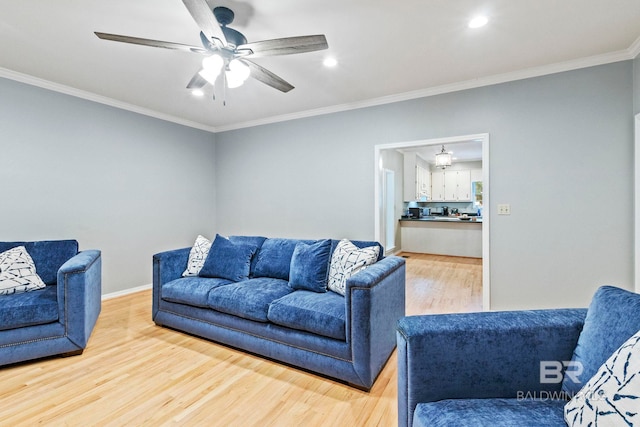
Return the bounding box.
[435,145,452,169]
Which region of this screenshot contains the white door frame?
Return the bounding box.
[374,133,491,310]
[635,114,640,293]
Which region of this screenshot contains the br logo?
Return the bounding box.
[540,361,583,384]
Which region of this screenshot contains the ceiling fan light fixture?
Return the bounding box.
[226,59,250,88]
[435,145,452,169]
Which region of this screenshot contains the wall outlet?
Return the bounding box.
[497,204,511,215]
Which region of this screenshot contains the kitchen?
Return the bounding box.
[398,141,483,258]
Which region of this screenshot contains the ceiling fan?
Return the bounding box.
[95,0,328,99]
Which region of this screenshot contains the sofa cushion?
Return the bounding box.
[253,238,312,280]
[562,286,640,395]
[564,328,640,426]
[0,285,58,331]
[289,239,332,293]
[229,236,267,277]
[199,234,257,282]
[162,277,233,307]
[268,290,346,340]
[327,239,380,296]
[0,240,78,285]
[0,246,47,295]
[413,398,567,427]
[207,278,292,322]
[182,235,212,277]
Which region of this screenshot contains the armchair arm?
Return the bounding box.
[152,247,190,319]
[57,250,102,348]
[346,256,406,388]
[397,308,587,427]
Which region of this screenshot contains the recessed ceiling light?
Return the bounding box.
[323,57,338,67]
[468,15,488,29]
[192,89,204,97]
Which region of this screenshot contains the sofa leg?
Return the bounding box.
[60,349,84,358]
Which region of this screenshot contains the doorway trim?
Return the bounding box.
[374,133,491,310]
[635,114,640,293]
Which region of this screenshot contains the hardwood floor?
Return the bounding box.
[0,253,481,426]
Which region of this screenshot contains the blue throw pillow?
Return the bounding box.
[288,239,332,293]
[198,234,257,282]
[562,286,640,395]
[253,238,310,280]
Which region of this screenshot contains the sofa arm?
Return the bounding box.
[397,308,587,427]
[346,256,406,388]
[152,247,190,319]
[57,250,102,348]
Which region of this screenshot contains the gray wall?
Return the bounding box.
[216,61,634,310]
[635,53,640,115]
[0,78,217,295]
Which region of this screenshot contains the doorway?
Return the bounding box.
[374,133,490,310]
[381,169,396,253]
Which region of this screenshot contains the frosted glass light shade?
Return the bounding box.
[199,54,224,84]
[435,145,452,168]
[226,59,250,88]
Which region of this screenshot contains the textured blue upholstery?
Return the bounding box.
[0,285,58,331]
[288,239,332,292]
[207,278,292,322]
[229,235,267,277]
[253,238,313,280]
[268,290,346,340]
[561,286,640,394]
[153,236,406,390]
[0,240,101,366]
[0,240,78,285]
[414,399,567,427]
[397,308,586,426]
[162,277,232,307]
[199,234,257,281]
[397,285,640,427]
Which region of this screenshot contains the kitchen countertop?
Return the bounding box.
[400,216,483,223]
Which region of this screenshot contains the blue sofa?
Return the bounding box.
[397,285,640,426]
[0,240,102,366]
[152,236,406,390]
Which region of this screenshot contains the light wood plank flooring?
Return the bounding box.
[0,253,481,426]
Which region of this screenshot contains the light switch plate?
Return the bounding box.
[497,204,511,215]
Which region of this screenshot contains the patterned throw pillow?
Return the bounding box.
[564,328,640,426]
[327,239,380,296]
[182,235,212,277]
[0,246,47,295]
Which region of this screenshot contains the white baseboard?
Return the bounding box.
[102,284,152,301]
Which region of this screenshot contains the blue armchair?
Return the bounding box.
[0,240,101,366]
[397,286,640,427]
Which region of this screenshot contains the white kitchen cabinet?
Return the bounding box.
[416,165,430,200]
[430,169,471,202]
[431,171,445,201]
[403,153,417,201]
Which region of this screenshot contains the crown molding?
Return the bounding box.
[3,38,639,135]
[0,67,218,134]
[217,47,635,132]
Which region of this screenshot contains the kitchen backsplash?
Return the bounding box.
[405,201,479,215]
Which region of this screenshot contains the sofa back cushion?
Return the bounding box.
[0,240,78,285]
[562,286,640,395]
[199,234,257,282]
[229,235,267,277]
[253,238,313,280]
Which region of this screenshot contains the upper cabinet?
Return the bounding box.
[403,153,431,201]
[431,170,472,202]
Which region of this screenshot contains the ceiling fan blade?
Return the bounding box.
[181,0,227,46]
[238,35,328,58]
[186,70,207,89]
[95,32,207,54]
[243,60,294,93]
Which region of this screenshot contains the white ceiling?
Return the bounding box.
[1,0,640,133]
